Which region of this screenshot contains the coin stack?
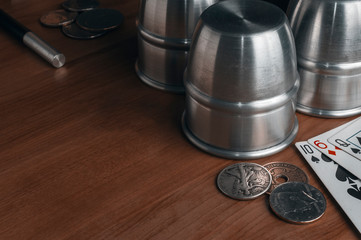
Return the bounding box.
[216,162,327,224]
[40,0,124,39]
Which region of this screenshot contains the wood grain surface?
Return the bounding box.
[0,0,360,239]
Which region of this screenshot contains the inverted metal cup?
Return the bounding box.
[135,0,218,93]
[288,0,361,117]
[182,0,299,159]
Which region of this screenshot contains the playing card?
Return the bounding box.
[307,118,361,180]
[296,142,361,233]
[328,117,361,160]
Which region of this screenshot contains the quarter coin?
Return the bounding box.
[62,23,107,39]
[263,162,309,194]
[269,182,326,224]
[217,162,272,200]
[76,8,124,31]
[40,9,77,27]
[62,0,100,12]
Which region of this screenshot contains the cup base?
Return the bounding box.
[296,103,361,118]
[181,112,299,159]
[135,60,185,93]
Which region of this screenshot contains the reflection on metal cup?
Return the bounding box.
[288,0,361,117]
[182,0,299,159]
[135,0,218,93]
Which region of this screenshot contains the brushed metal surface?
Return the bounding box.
[288,0,361,117]
[135,0,218,92]
[23,32,65,68]
[182,0,299,159]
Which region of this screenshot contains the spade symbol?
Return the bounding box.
[335,165,358,182]
[321,153,333,163]
[311,156,320,163]
[351,148,361,154]
[334,163,361,201]
[347,187,361,201]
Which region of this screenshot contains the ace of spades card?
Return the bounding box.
[296,142,361,233]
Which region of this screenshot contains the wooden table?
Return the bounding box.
[0,1,360,239]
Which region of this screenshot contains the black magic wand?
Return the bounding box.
[0,9,65,68]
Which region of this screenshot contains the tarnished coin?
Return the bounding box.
[40,9,77,27]
[62,23,107,39]
[269,182,326,224]
[62,0,100,12]
[264,162,309,194]
[217,162,272,200]
[76,8,124,31]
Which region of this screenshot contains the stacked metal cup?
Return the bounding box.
[135,0,218,93]
[182,0,300,159]
[288,0,361,117]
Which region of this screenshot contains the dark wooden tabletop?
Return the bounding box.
[0,0,360,239]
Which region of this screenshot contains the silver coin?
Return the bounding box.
[40,9,78,27]
[269,182,326,224]
[76,8,124,31]
[62,0,99,12]
[263,162,309,194]
[62,23,107,39]
[217,162,272,200]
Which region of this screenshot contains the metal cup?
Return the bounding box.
[135,0,218,93]
[182,0,300,159]
[288,0,361,117]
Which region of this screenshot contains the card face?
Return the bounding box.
[307,119,361,180]
[295,142,361,233]
[328,117,361,160]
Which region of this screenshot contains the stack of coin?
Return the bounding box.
[216,162,326,224]
[40,0,124,39]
